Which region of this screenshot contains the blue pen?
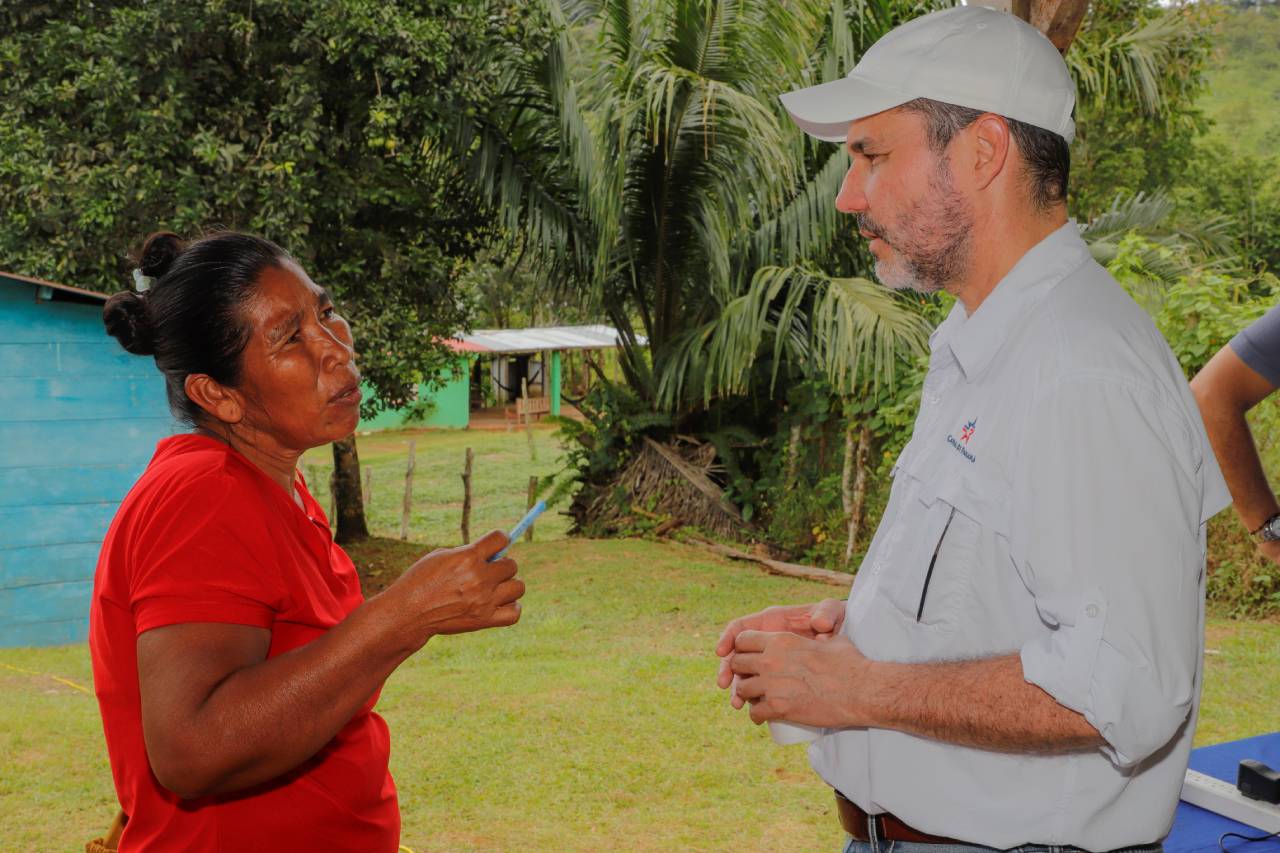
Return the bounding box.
[490,500,546,560]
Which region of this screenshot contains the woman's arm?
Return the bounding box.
[136,530,522,799]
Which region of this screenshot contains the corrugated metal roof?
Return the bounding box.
[0,271,110,303]
[446,324,645,354]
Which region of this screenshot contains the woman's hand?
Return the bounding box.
[388,529,526,646]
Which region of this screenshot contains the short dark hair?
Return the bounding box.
[103,231,290,426]
[897,98,1070,211]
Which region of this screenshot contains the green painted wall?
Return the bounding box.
[358,357,472,431]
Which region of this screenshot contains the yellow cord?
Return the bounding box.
[399,846,417,853]
[0,661,92,694]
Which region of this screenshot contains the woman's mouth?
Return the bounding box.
[330,383,362,406]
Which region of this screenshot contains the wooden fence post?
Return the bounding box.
[461,447,474,544]
[525,476,537,542]
[400,440,416,541]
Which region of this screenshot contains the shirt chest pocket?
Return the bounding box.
[879,465,1008,629]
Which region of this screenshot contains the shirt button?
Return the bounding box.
[1086,604,1099,618]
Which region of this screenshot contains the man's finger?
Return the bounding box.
[733,629,772,654]
[748,698,775,725]
[728,651,762,677]
[716,655,735,689]
[809,599,844,634]
[735,674,767,701]
[715,613,758,656]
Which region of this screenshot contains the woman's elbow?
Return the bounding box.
[145,737,222,800]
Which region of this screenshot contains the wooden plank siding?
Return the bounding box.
[0,276,173,647]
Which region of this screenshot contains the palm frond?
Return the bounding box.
[655,265,930,409]
[1067,9,1201,116]
[1081,190,1243,311]
[748,146,849,267]
[1082,190,1239,276]
[808,272,932,391]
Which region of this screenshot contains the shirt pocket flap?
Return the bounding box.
[878,466,1010,627]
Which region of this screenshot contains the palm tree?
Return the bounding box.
[449,0,936,419]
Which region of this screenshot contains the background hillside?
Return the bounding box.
[1201,5,1280,158]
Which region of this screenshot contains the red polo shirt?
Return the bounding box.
[89,434,399,852]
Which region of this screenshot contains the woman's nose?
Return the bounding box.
[319,323,355,370]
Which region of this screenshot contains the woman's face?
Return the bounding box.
[229,259,362,451]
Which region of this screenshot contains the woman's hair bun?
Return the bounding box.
[102,291,156,356]
[137,231,185,279]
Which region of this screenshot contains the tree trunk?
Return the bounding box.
[332,434,370,545]
[841,423,856,517]
[785,422,803,488]
[844,425,872,564]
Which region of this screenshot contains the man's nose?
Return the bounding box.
[835,164,868,215]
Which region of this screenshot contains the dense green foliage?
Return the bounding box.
[0,0,540,416]
[1067,0,1219,218]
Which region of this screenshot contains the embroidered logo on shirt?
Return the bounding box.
[946,418,977,463]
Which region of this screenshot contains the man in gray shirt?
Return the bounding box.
[1192,305,1280,563]
[716,6,1228,850]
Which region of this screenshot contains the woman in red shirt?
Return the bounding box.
[91,231,524,852]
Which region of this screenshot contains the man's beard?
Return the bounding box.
[858,159,974,294]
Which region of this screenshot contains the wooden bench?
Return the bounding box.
[505,395,551,427]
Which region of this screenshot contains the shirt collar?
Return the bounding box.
[942,221,1091,381]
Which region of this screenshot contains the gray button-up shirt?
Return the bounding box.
[809,223,1230,850]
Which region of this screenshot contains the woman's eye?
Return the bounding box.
[321,306,336,320]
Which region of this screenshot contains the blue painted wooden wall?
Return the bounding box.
[0,275,173,647]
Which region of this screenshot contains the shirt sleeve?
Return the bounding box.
[1011,376,1207,768]
[129,472,288,635]
[1229,301,1280,388]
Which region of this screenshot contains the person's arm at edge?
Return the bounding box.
[1191,345,1278,538]
[137,532,521,799]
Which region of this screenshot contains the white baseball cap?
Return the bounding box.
[779,5,1076,144]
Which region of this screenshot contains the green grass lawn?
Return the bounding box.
[2,535,1279,851]
[4,426,1279,850]
[300,424,573,548]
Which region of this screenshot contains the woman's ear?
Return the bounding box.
[185,374,245,425]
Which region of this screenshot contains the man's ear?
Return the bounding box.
[185,374,245,425]
[967,113,1012,192]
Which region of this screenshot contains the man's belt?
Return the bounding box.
[836,790,965,845]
